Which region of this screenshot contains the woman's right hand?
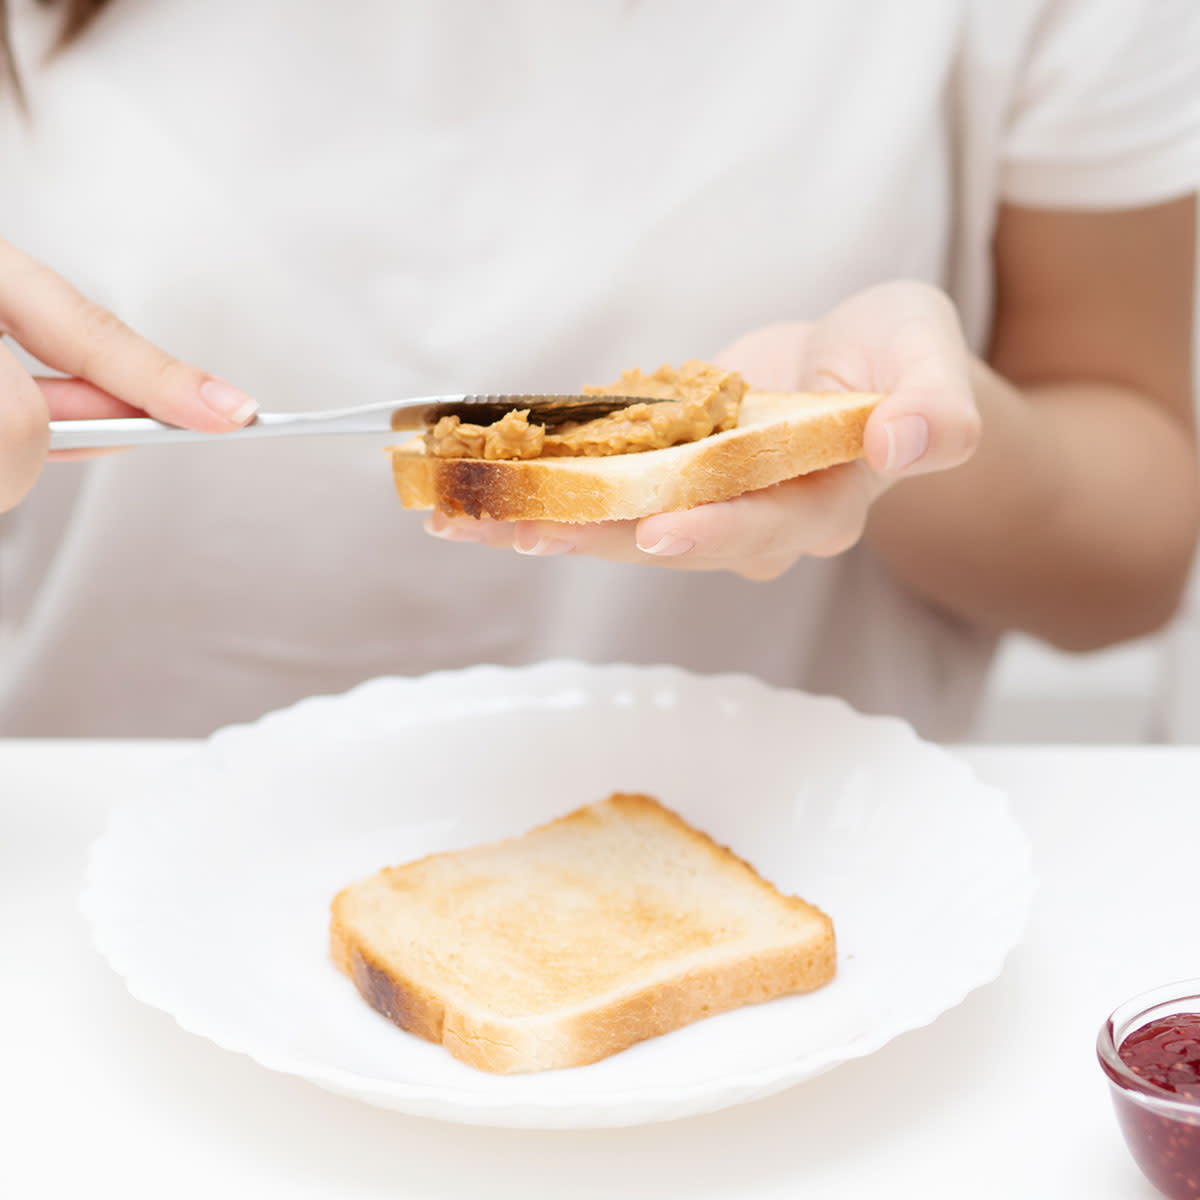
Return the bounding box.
[0,238,257,512]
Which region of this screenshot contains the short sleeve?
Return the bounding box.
[1000,0,1200,209]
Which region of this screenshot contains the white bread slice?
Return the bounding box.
[389,390,882,522]
[330,793,836,1074]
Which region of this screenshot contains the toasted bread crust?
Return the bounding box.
[438,937,836,1073]
[390,390,880,522]
[330,793,836,1073]
[330,917,449,1045]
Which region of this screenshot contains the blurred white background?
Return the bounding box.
[972,633,1165,742]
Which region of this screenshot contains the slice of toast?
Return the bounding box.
[330,793,836,1073]
[389,390,882,522]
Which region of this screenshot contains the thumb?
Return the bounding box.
[797,284,980,478]
[862,374,981,478]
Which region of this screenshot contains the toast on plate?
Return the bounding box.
[330,792,836,1073]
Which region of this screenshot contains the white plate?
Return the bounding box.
[82,661,1034,1129]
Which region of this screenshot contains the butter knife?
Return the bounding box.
[48,393,649,452]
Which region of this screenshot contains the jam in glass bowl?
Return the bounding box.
[1098,980,1200,1200]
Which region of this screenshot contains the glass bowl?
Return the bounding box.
[1097,980,1200,1200]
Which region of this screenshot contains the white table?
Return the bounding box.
[3,741,1193,1199]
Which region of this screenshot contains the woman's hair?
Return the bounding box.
[1,0,112,99]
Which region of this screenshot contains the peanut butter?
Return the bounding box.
[424,361,746,461]
[426,409,546,460]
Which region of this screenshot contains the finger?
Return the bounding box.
[427,511,640,559]
[513,519,637,560]
[39,376,143,420]
[0,342,49,510]
[36,378,155,461]
[49,446,128,461]
[0,239,257,431]
[427,510,649,562]
[638,465,875,566]
[424,512,530,550]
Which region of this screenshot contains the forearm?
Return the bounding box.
[865,359,1200,650]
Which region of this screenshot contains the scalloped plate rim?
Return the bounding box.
[80,659,1036,1128]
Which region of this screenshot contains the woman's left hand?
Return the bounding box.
[425,281,982,581]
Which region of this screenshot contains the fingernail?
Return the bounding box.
[426,513,484,541]
[883,415,929,473]
[514,525,573,556]
[199,378,258,424]
[516,539,573,556]
[639,533,695,557]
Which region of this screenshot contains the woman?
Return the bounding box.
[0,0,1196,738]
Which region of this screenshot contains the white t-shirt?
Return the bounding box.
[0,0,1197,738]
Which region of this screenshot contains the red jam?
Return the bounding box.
[1113,1014,1200,1200]
[1121,1017,1200,1101]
